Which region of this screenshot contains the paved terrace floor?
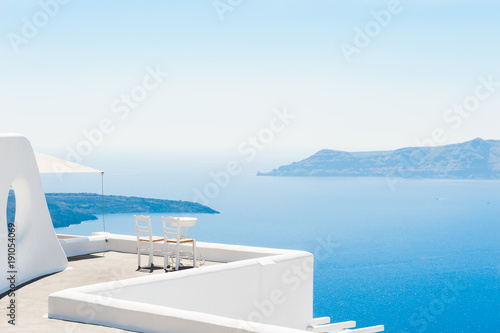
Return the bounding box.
[0,251,221,332]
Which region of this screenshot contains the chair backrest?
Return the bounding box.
[162,216,181,241]
[134,215,153,242]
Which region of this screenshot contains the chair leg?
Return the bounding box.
[149,244,153,268]
[137,245,141,269]
[175,242,180,271]
[163,244,168,271]
[193,240,197,268]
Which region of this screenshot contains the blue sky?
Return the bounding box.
[1,0,499,162]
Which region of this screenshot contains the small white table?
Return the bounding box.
[164,217,197,237]
[164,216,197,227]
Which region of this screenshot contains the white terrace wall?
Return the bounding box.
[97,252,313,328]
[50,235,314,333]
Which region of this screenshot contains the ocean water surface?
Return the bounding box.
[50,160,500,333]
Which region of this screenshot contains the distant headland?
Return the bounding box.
[7,192,219,228]
[258,138,500,179]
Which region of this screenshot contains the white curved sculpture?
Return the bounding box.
[0,134,68,294]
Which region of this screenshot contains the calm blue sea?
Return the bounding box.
[49,159,500,333]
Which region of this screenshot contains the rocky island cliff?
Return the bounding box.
[258,138,500,179]
[7,192,218,228]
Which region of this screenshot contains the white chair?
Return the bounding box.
[162,216,197,271]
[134,215,164,269]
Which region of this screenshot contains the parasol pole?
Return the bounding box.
[101,171,108,242]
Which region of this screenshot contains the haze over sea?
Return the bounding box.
[48,154,500,333]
